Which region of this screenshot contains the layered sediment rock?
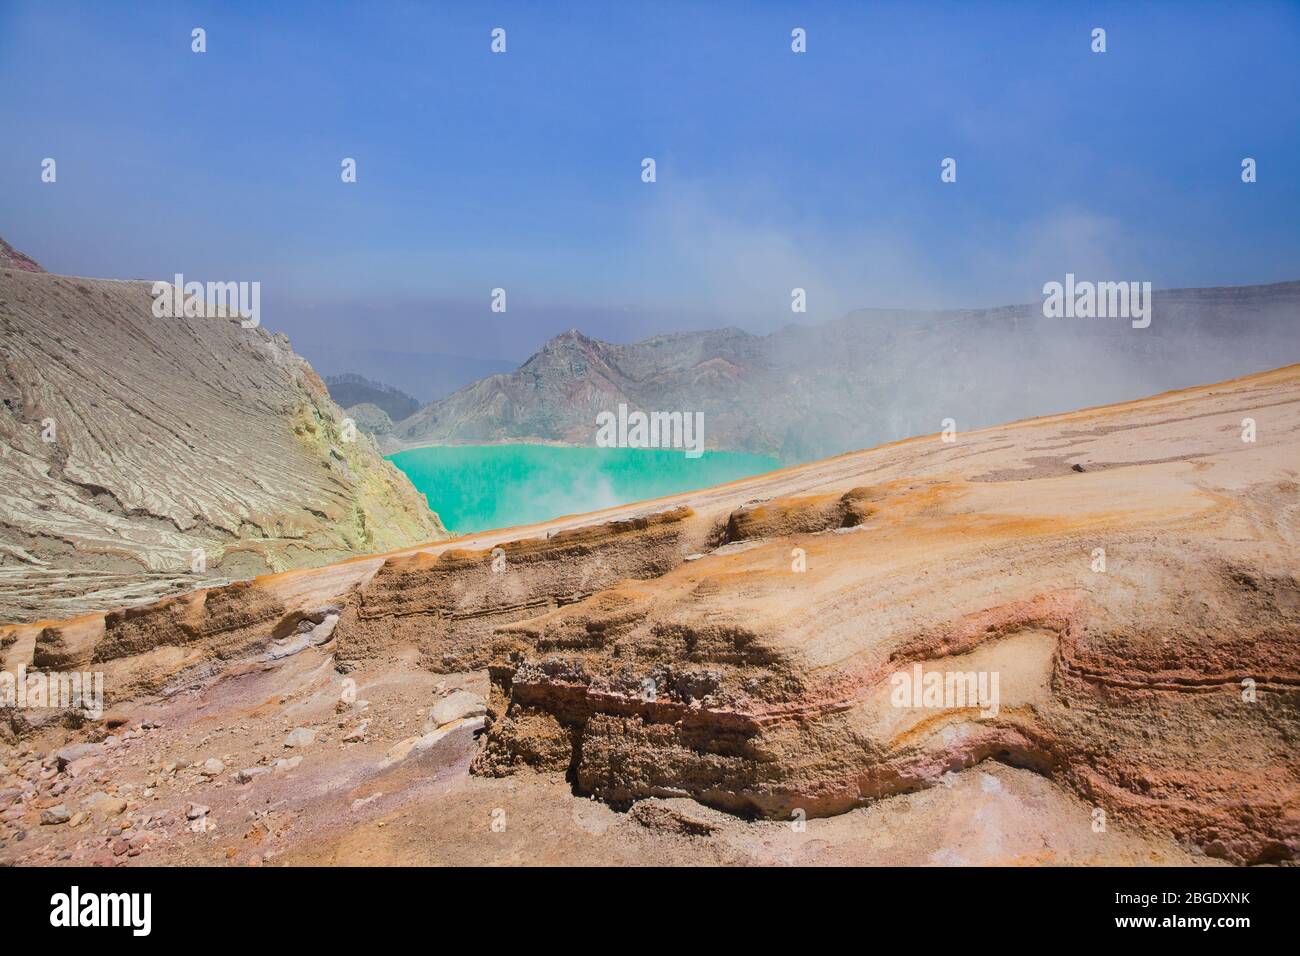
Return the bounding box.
[3,365,1297,864]
[336,507,699,673]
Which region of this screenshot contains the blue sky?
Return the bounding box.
[2,0,1298,366]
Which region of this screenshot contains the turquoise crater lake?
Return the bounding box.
[387,444,780,535]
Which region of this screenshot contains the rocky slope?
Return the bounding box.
[0,247,446,624]
[0,239,44,274]
[342,402,395,436]
[3,365,1295,866]
[387,282,1300,461]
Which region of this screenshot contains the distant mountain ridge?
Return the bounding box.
[324,373,421,422]
[386,281,1300,462]
[302,346,516,404]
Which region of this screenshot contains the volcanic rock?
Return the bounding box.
[2,364,1298,866]
[283,729,316,749]
[429,691,486,728]
[0,241,446,623]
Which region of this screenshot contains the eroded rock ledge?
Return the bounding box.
[3,365,1298,864]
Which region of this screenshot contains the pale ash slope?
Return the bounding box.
[0,262,445,624]
[387,282,1300,461]
[3,366,1296,866]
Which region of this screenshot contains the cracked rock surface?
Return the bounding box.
[0,258,445,623]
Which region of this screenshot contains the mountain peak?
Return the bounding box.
[552,328,595,345]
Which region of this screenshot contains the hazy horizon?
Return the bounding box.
[3,0,1299,365]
